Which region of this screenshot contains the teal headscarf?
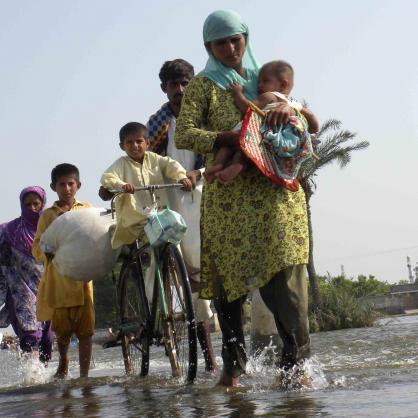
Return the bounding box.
[199,10,260,100]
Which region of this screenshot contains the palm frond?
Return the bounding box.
[299,118,369,182]
[318,119,341,136]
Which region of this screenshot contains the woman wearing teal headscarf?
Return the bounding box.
[175,10,312,387]
[200,9,259,100]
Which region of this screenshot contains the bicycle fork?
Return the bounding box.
[154,251,181,378]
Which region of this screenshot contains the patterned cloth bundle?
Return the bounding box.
[261,115,313,180]
[240,108,314,191]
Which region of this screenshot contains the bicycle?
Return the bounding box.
[105,184,197,383]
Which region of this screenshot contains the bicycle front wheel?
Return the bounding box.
[161,243,197,383]
[119,260,150,376]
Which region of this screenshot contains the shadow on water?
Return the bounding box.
[0,376,327,418]
[0,315,417,417]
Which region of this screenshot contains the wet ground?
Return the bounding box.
[0,315,417,417]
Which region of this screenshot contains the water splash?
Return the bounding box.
[0,350,54,388]
[300,357,328,390]
[246,339,278,375]
[20,354,53,385]
[246,343,328,392]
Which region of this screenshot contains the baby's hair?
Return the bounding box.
[261,60,294,82]
[119,122,148,144]
[51,163,80,185]
[159,59,194,84]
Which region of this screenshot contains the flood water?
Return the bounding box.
[0,315,417,417]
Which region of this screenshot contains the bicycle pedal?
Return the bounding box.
[102,339,121,349]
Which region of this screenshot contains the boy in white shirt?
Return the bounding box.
[100,122,192,249]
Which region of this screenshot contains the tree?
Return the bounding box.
[299,119,370,309]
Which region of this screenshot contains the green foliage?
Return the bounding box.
[300,119,370,185]
[331,274,390,298]
[309,274,387,332]
[93,266,120,329]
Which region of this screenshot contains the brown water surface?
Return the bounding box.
[0,315,417,417]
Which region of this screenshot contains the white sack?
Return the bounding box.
[166,182,202,271]
[166,181,214,320]
[40,208,117,282]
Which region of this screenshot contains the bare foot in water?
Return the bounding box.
[216,370,239,387]
[215,162,245,184]
[276,368,312,389]
[205,364,220,374]
[296,373,312,388]
[54,356,69,379]
[204,164,224,183]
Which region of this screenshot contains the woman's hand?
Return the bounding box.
[179,178,193,191]
[215,131,240,149]
[265,102,296,127]
[122,183,136,194]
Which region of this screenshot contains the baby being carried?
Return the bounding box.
[205,60,319,184]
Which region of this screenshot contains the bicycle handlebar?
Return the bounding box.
[109,183,183,194]
[108,184,183,219]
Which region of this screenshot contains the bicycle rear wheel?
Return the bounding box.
[161,243,197,382]
[119,260,150,376]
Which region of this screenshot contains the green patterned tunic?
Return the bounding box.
[175,76,308,302]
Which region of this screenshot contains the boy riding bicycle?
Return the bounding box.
[100,122,192,249]
[101,122,198,380]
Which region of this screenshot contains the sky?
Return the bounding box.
[1,0,417,284]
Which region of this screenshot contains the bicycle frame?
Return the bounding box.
[106,183,197,380]
[149,246,169,341]
[110,184,183,341]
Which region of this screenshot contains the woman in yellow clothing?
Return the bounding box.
[175,10,314,387]
[33,163,94,379]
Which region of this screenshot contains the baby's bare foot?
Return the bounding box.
[215,162,245,184]
[204,164,223,183]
